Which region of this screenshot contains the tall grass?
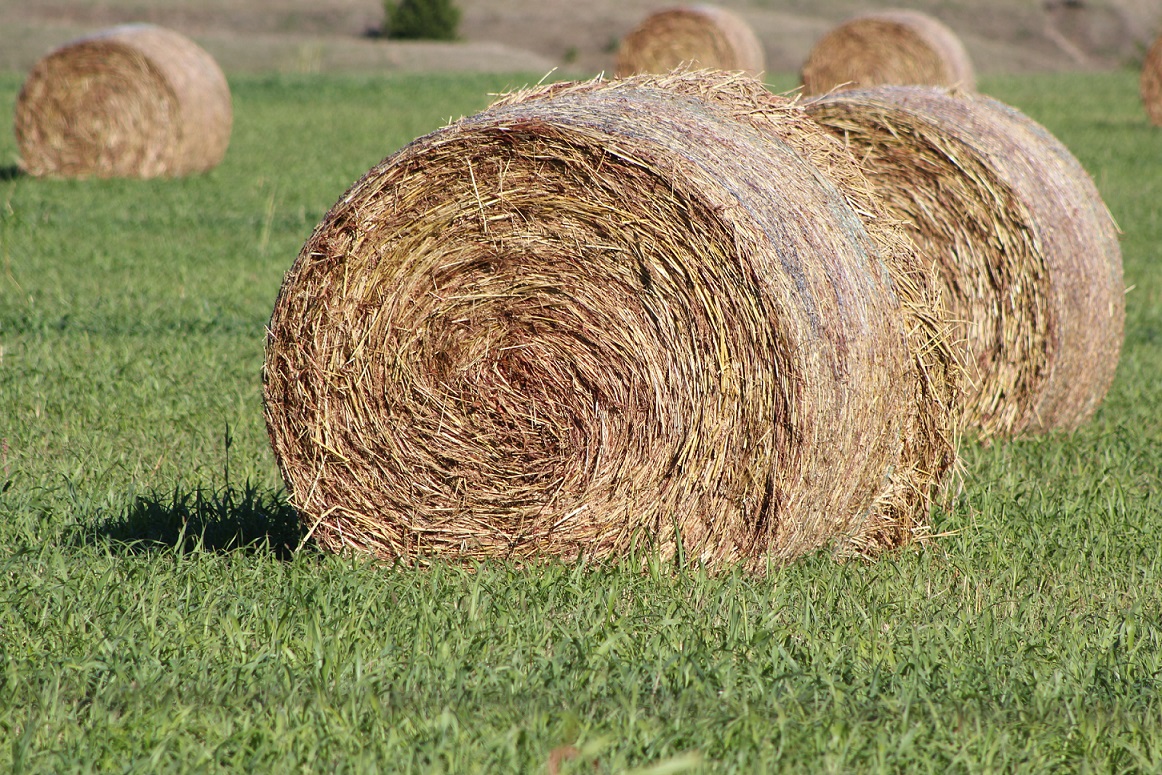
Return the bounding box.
[1,70,1160,773]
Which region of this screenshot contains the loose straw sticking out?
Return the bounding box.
[1141,33,1162,126]
[14,24,232,178]
[801,10,975,96]
[806,86,1124,437]
[615,6,765,77]
[264,72,933,569]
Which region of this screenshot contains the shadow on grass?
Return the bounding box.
[81,482,306,559]
[0,166,25,181]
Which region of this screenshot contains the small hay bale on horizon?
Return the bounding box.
[615,6,765,77]
[263,72,951,570]
[805,86,1124,438]
[14,23,233,178]
[1140,32,1162,126]
[801,10,975,96]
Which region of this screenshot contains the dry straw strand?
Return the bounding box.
[14,24,233,178]
[1141,33,1162,126]
[615,6,765,77]
[264,72,951,569]
[806,86,1124,437]
[801,10,975,96]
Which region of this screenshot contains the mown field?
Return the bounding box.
[1,69,1160,773]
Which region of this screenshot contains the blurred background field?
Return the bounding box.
[1,2,1162,771]
[1,0,1159,76]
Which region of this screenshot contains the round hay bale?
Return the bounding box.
[801,10,975,96]
[495,70,961,551]
[263,73,940,568]
[1140,33,1162,126]
[805,86,1124,437]
[14,24,233,178]
[615,6,765,78]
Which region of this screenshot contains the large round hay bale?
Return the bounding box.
[1141,33,1162,126]
[495,70,961,551]
[615,6,765,77]
[14,24,232,178]
[264,73,945,568]
[801,10,975,96]
[805,86,1124,437]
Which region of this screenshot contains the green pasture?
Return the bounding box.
[0,69,1160,772]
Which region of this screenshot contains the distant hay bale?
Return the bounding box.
[615,6,765,77]
[14,24,233,178]
[264,72,949,568]
[1141,33,1162,125]
[801,10,975,96]
[806,86,1124,437]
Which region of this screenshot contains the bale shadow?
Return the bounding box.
[0,166,25,181]
[81,482,305,559]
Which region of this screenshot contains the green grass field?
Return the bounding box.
[1,69,1160,773]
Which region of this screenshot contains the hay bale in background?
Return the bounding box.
[14,24,232,178]
[264,73,938,568]
[801,10,975,96]
[615,6,765,77]
[1141,33,1162,126]
[806,86,1124,437]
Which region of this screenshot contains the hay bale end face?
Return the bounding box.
[1141,33,1162,126]
[264,73,947,568]
[14,24,233,178]
[806,86,1124,437]
[801,10,975,96]
[615,6,765,77]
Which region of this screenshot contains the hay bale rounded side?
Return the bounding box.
[1140,33,1162,126]
[14,24,233,178]
[806,86,1124,437]
[801,10,975,96]
[615,6,765,77]
[264,75,925,568]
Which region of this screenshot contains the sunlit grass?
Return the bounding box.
[1,70,1160,772]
